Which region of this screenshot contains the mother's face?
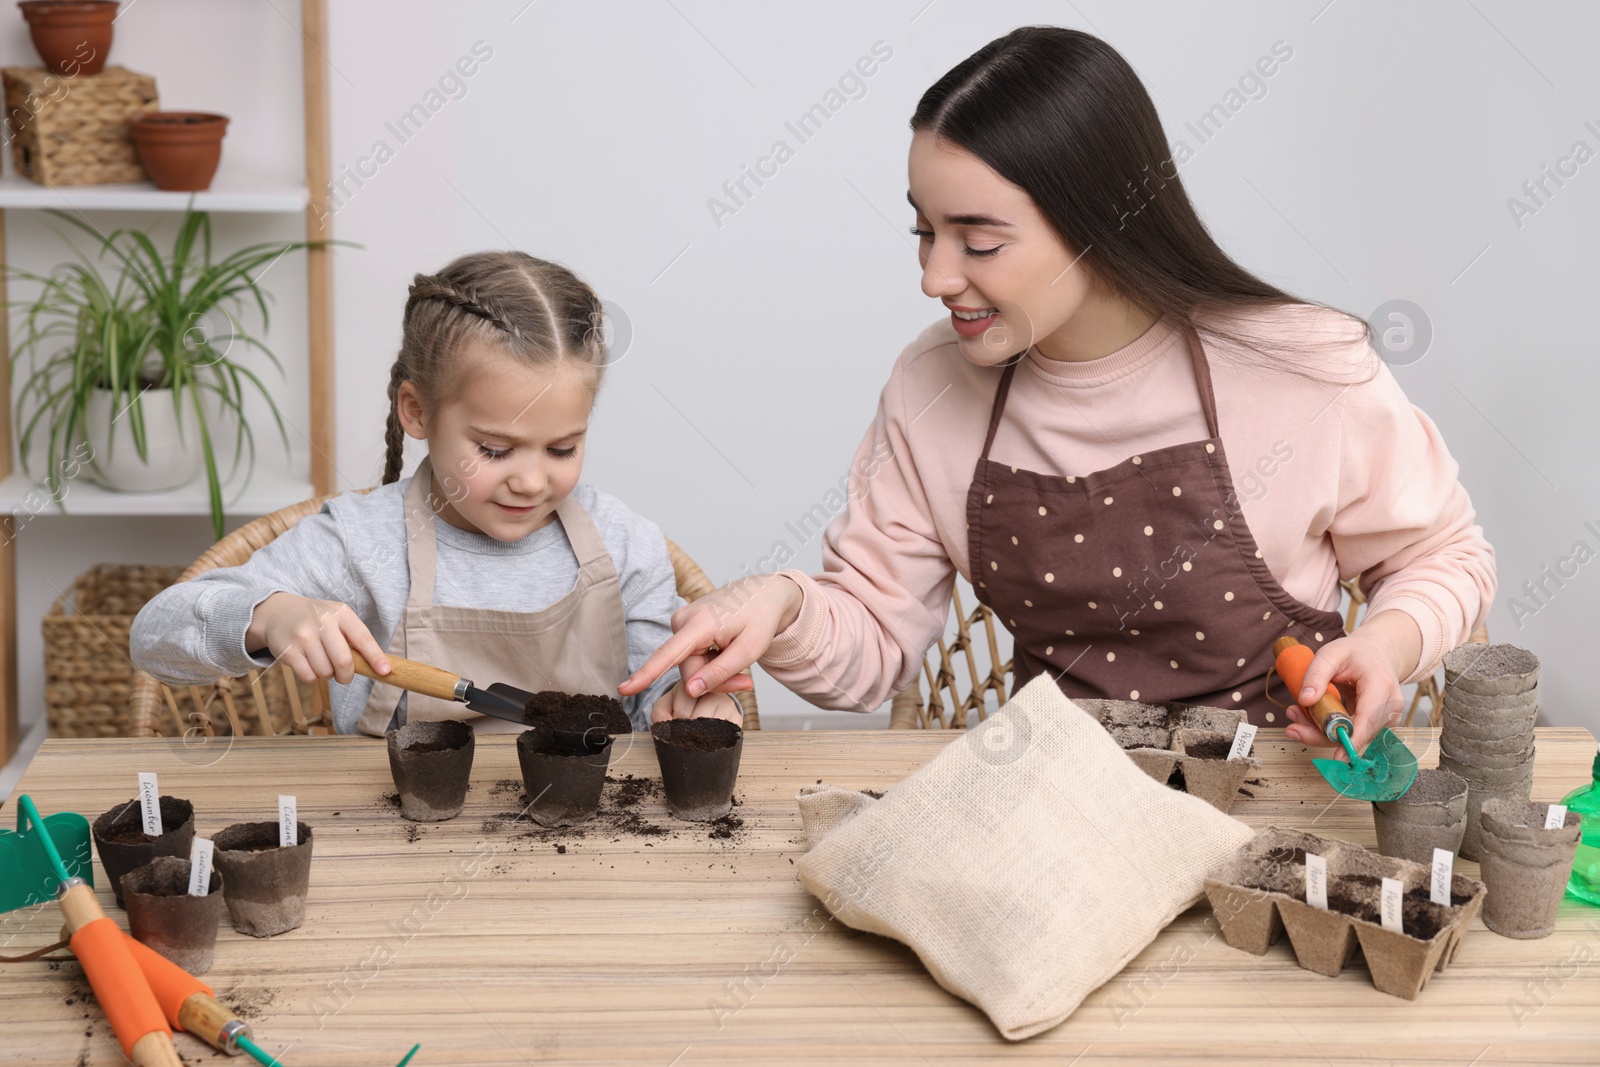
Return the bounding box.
[908,130,1094,367]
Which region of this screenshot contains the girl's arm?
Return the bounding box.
[615,521,683,730]
[130,505,378,686]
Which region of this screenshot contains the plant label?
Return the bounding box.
[1380,877,1404,932]
[188,837,213,897]
[1228,722,1258,761]
[279,795,297,848]
[137,772,162,836]
[1305,853,1328,909]
[1430,848,1454,906]
[1546,804,1569,830]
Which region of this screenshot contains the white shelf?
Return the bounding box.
[0,465,316,517]
[0,172,308,213]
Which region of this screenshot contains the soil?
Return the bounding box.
[1443,643,1538,681]
[1184,738,1233,760]
[1165,764,1187,791]
[861,789,885,799]
[214,822,304,852]
[521,691,631,734]
[477,774,748,846]
[405,739,466,754]
[1264,846,1310,866]
[1325,889,1379,923]
[100,824,157,845]
[708,815,744,840]
[1395,769,1467,806]
[96,796,191,843]
[656,717,739,752]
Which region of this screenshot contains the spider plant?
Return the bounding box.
[10,208,321,538]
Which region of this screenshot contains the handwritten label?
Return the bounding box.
[188,837,214,897]
[1430,848,1454,906]
[137,772,162,836]
[1546,804,1569,830]
[279,795,297,848]
[1228,722,1258,762]
[1380,877,1404,932]
[1305,853,1328,910]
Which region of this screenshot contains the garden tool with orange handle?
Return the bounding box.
[1272,636,1418,802]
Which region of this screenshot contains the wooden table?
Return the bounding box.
[3,727,1598,1065]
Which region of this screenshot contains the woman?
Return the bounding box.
[622,26,1494,752]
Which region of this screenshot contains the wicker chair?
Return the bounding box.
[888,577,1487,730]
[126,490,758,737]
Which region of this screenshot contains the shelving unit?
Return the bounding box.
[0,0,336,762]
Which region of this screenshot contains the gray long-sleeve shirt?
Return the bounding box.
[130,475,681,733]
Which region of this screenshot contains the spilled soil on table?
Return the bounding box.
[478,774,749,846]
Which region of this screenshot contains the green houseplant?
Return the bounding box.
[10,208,318,538]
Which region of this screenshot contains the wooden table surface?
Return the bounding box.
[3,726,1599,1066]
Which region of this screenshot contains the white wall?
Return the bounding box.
[10,1,1599,738]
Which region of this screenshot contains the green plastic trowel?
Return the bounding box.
[1273,636,1419,802]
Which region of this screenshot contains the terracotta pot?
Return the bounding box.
[387,720,475,822]
[91,796,195,908]
[122,855,224,975]
[652,718,742,822]
[212,821,313,937]
[18,1,116,77]
[128,112,228,191]
[517,726,613,827]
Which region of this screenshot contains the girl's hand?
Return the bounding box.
[1283,610,1420,753]
[649,677,744,724]
[620,574,802,700]
[245,591,392,685]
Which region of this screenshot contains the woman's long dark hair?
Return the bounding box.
[912,26,1373,380]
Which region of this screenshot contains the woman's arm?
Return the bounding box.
[623,352,959,711]
[1289,357,1497,747]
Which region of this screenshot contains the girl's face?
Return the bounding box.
[908,130,1141,366]
[398,341,594,541]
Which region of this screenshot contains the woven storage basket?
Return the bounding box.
[44,562,184,737]
[2,65,158,186]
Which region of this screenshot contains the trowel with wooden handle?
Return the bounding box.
[1272,636,1419,802]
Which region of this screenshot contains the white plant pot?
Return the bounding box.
[81,386,205,492]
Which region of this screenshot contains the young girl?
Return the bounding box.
[624,26,1497,752]
[132,251,740,734]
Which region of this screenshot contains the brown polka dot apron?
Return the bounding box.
[356,454,630,737]
[966,327,1346,726]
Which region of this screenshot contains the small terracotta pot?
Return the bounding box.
[517,726,613,827]
[122,855,224,975]
[92,796,195,908]
[1477,799,1581,939]
[18,1,116,77]
[128,112,229,191]
[652,718,743,822]
[387,720,475,822]
[212,821,313,938]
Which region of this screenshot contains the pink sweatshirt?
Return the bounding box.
[761,304,1496,711]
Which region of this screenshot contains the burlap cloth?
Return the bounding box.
[796,674,1255,1040]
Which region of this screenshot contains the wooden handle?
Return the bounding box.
[1271,636,1353,739]
[179,993,249,1054]
[350,650,465,703]
[130,1031,184,1067]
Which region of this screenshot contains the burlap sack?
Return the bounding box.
[795,674,1255,1040]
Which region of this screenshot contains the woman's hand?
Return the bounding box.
[245,591,391,685]
[1283,610,1421,752]
[620,574,803,700]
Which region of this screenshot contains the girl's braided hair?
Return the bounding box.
[382,251,610,485]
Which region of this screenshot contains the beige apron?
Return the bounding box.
[357,455,631,737]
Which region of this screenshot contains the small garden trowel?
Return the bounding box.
[1272,636,1418,802]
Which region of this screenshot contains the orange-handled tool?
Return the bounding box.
[122,935,256,1057]
[1272,636,1353,742]
[57,881,183,1066]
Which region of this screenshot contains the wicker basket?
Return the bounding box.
[44,562,184,737]
[2,65,159,186]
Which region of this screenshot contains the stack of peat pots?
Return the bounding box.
[1437,644,1540,861]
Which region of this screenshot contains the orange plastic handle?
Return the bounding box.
[1272,637,1351,738]
[71,918,171,1058]
[123,933,213,1028]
